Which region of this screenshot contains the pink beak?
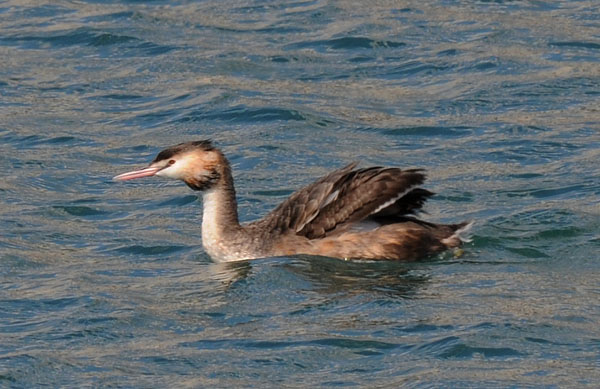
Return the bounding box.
[113,166,161,181]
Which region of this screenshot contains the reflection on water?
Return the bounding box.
[206,260,253,289]
[284,256,430,299]
[1,0,600,386]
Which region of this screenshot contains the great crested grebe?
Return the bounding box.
[114,140,473,262]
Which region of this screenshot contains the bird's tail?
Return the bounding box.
[441,221,474,247]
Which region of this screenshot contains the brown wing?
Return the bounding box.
[370,188,435,218]
[253,163,428,239]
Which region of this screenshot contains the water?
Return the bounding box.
[1,0,599,387]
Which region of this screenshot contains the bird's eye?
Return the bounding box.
[168,159,176,165]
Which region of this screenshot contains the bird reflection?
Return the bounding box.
[203,253,432,299]
[284,255,431,299]
[205,260,253,289]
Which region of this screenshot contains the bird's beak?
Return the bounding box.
[113,166,161,181]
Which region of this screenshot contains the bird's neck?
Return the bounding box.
[200,162,244,261]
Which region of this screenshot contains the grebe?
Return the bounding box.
[114,140,472,262]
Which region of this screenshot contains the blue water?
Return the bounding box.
[1,0,599,387]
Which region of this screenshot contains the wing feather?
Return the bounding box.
[253,163,428,239]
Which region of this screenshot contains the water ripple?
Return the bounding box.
[288,36,406,51]
[1,0,600,387]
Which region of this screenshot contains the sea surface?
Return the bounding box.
[1,0,599,387]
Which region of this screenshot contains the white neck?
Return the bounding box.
[200,187,246,262]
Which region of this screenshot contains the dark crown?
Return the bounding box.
[152,140,214,163]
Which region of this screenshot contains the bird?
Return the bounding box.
[114,140,473,262]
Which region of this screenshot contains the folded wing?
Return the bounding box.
[254,163,431,239]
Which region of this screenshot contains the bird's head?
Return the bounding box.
[113,140,224,191]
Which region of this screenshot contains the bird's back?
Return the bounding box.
[248,163,472,260]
